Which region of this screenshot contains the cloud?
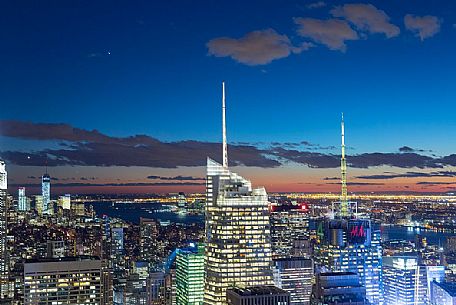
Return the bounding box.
[404,14,441,40]
[416,181,455,185]
[0,120,280,168]
[306,1,326,9]
[294,18,358,51]
[206,29,312,65]
[147,175,204,181]
[323,177,339,180]
[331,4,400,38]
[327,182,384,186]
[399,146,431,153]
[3,120,456,171]
[356,171,456,180]
[8,182,205,188]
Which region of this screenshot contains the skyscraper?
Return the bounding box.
[270,204,310,258]
[0,160,8,298]
[382,256,427,305]
[273,257,313,305]
[176,243,205,305]
[41,170,51,215]
[204,82,273,305]
[18,187,28,211]
[314,116,383,305]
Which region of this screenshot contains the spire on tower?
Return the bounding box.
[340,112,349,217]
[222,81,228,168]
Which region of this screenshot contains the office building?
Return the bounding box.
[227,286,290,305]
[46,240,65,258]
[34,195,43,215]
[57,194,71,210]
[311,272,368,305]
[270,203,310,258]
[382,256,428,305]
[204,82,273,305]
[24,256,102,304]
[273,257,313,305]
[176,243,204,305]
[140,217,160,270]
[0,160,9,298]
[431,281,456,305]
[111,226,125,277]
[41,171,51,215]
[18,187,28,211]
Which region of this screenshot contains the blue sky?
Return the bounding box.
[1,1,456,194]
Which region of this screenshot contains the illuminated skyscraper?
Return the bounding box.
[57,194,71,210]
[176,243,205,305]
[270,204,310,258]
[41,170,51,215]
[383,256,445,305]
[204,82,273,305]
[273,257,313,305]
[18,187,28,211]
[0,160,8,298]
[314,116,383,305]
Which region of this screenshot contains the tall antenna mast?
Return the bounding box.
[340,113,349,217]
[222,81,228,168]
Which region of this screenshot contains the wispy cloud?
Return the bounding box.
[306,1,326,9]
[331,3,400,38]
[207,29,312,65]
[294,18,359,51]
[404,14,441,40]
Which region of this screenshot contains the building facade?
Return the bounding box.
[18,187,28,211]
[227,286,290,305]
[311,272,368,305]
[24,257,103,304]
[176,243,205,305]
[273,257,313,305]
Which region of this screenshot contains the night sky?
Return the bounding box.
[1,1,456,194]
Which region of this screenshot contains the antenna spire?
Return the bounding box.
[222,81,228,168]
[340,112,348,217]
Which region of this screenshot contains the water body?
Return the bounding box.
[89,202,453,245]
[90,201,204,224]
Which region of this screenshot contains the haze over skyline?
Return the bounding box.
[2,0,456,194]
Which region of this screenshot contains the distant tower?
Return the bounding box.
[340,113,349,217]
[42,166,51,215]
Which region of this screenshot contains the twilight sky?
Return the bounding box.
[2,0,456,194]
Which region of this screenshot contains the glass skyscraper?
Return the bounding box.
[273,257,313,305]
[41,172,51,215]
[176,243,205,305]
[204,159,273,305]
[314,219,383,305]
[18,187,28,211]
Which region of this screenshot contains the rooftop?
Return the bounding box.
[228,286,288,296]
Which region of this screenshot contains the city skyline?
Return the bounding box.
[2,1,456,194]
